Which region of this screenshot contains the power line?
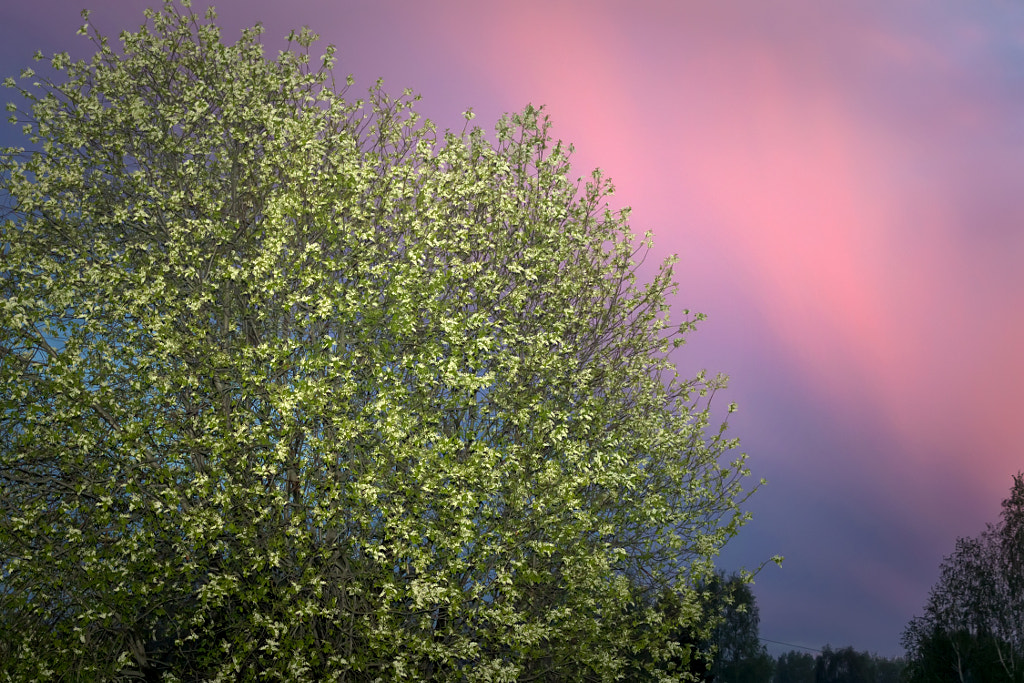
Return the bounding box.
[760,638,823,654]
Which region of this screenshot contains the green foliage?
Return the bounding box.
[624,572,777,682]
[901,473,1024,683]
[0,2,758,680]
[704,573,774,682]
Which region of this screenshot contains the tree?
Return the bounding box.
[706,573,774,683]
[813,646,876,683]
[621,586,715,682]
[775,651,816,683]
[872,654,906,683]
[625,571,777,682]
[0,2,762,680]
[901,473,1024,683]
[622,572,779,683]
[774,648,904,683]
[621,573,771,682]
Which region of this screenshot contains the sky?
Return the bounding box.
[3,0,1023,659]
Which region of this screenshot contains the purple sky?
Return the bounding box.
[4,0,1024,658]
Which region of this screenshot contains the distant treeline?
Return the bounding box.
[670,572,905,683]
[698,643,906,683]
[768,647,906,683]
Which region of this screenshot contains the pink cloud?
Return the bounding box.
[422,2,1024,489]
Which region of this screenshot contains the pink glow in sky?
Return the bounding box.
[3,0,1023,658]
[429,1,1024,473]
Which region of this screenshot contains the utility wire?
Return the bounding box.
[759,638,823,654]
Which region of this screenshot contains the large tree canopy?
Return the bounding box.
[0,2,760,680]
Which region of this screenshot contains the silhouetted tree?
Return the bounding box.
[872,654,905,683]
[703,573,774,683]
[902,472,1024,683]
[773,648,903,683]
[775,651,815,683]
[622,573,782,682]
[814,646,875,683]
[901,623,1020,683]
